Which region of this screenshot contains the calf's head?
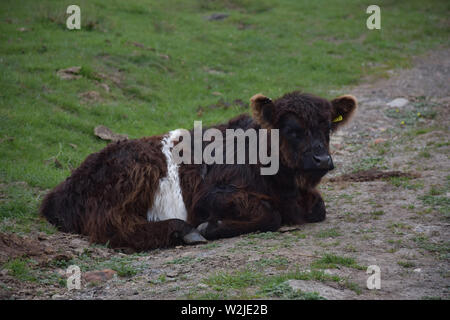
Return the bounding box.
[251,91,357,184]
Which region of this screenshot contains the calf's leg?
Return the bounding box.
[194,196,281,240]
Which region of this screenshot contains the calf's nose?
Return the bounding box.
[313,155,334,170]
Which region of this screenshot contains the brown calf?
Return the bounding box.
[40,91,357,251]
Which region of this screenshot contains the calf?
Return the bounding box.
[40,91,357,251]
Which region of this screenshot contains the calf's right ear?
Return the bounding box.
[250,93,275,129]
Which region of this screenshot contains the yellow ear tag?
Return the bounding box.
[332,115,343,123]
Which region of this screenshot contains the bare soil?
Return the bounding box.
[1,48,449,300]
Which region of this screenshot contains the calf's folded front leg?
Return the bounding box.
[195,199,281,240]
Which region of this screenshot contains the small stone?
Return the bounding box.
[73,247,85,255]
[413,268,422,273]
[373,138,387,145]
[56,66,82,80]
[70,238,85,248]
[99,83,110,92]
[205,13,229,21]
[94,125,128,142]
[51,294,65,300]
[387,98,409,108]
[44,247,55,254]
[37,232,48,241]
[166,270,178,278]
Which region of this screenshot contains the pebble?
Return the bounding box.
[83,269,117,283]
[373,138,387,145]
[286,280,351,299]
[166,270,178,278]
[387,98,409,108]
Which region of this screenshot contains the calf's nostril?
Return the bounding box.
[313,155,333,169]
[313,155,321,164]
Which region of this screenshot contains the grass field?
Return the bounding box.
[0,0,449,294]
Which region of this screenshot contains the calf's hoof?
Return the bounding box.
[197,220,222,239]
[197,222,209,236]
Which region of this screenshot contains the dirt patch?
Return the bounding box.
[56,66,81,80]
[0,233,48,265]
[79,91,102,103]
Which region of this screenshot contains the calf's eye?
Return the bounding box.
[286,128,303,139]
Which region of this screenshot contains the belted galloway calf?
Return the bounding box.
[40,91,357,251]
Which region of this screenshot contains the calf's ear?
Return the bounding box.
[250,93,275,129]
[330,95,358,131]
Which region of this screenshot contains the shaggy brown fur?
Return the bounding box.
[40,91,357,251]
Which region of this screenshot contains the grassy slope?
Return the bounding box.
[0,0,448,232]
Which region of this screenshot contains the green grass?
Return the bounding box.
[65,252,141,277]
[369,210,385,217]
[388,177,424,190]
[397,260,416,268]
[412,236,450,260]
[353,156,387,172]
[251,256,290,268]
[165,256,196,265]
[314,228,342,238]
[259,281,324,300]
[384,98,439,125]
[246,231,281,240]
[0,183,57,234]
[419,186,450,215]
[100,256,138,277]
[2,258,37,282]
[195,267,362,299]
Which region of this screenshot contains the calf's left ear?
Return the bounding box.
[330,95,358,130]
[250,93,275,129]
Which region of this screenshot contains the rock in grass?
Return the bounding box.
[79,91,101,103]
[387,98,409,108]
[286,280,353,299]
[56,66,82,80]
[83,269,117,283]
[205,13,229,21]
